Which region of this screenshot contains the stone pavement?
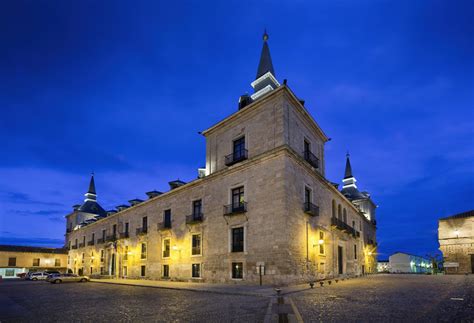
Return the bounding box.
[90,277,315,297]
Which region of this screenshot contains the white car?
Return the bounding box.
[26,272,49,281]
[48,273,90,284]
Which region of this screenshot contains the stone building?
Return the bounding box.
[438,210,474,274]
[388,252,432,274]
[65,32,377,285]
[0,245,68,278]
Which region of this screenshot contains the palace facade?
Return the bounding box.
[65,32,377,285]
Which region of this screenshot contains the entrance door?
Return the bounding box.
[338,246,343,275]
[471,254,474,274]
[111,254,116,276]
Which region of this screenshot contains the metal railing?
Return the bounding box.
[303,201,320,216]
[331,217,356,236]
[223,202,247,215]
[71,245,78,250]
[119,232,130,239]
[303,150,319,169]
[158,221,172,230]
[87,240,95,246]
[136,227,148,235]
[225,149,248,166]
[97,238,105,244]
[186,213,203,224]
[106,235,117,242]
[78,243,85,248]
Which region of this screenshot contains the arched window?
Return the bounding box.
[338,205,342,220]
[343,209,347,223]
[332,200,336,218]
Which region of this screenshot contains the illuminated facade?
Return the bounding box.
[438,210,474,274]
[0,245,67,278]
[65,32,377,285]
[388,252,432,274]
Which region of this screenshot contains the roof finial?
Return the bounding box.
[263,28,269,42]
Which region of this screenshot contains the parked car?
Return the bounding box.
[48,273,89,284]
[26,272,49,281]
[16,272,27,279]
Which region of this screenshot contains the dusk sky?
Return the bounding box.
[0,0,472,259]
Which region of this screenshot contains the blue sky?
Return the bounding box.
[0,0,473,259]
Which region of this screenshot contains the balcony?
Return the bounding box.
[119,232,130,239]
[87,240,95,246]
[106,235,117,242]
[303,201,320,216]
[157,222,172,231]
[186,213,203,224]
[225,149,248,166]
[78,243,85,248]
[354,231,361,238]
[71,245,78,250]
[136,227,148,235]
[303,150,319,169]
[223,202,247,216]
[97,238,105,244]
[331,217,356,236]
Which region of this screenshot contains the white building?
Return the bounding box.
[389,252,432,274]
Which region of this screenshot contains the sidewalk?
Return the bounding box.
[90,278,313,297]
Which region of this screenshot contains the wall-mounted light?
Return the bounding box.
[454,230,459,237]
[172,245,179,251]
[318,239,324,245]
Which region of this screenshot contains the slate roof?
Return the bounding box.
[87,175,96,194]
[0,245,67,254]
[341,186,369,201]
[256,31,275,79]
[439,209,474,221]
[77,200,107,217]
[344,154,353,179]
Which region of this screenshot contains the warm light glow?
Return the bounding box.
[368,252,372,256]
[454,230,459,236]
[318,239,324,245]
[172,245,178,251]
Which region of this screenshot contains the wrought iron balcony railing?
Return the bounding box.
[106,234,117,242]
[157,221,172,230]
[97,238,105,244]
[303,201,320,216]
[71,245,78,250]
[186,213,203,224]
[136,227,148,235]
[119,232,130,239]
[303,150,319,169]
[78,243,85,248]
[331,217,356,236]
[225,149,248,166]
[223,202,247,215]
[87,240,95,246]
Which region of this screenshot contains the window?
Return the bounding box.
[81,253,85,263]
[304,186,311,204]
[232,227,244,252]
[232,262,243,279]
[8,257,16,266]
[332,200,336,218]
[141,243,147,259]
[233,136,245,159]
[231,186,245,210]
[192,234,201,256]
[141,266,146,277]
[163,239,170,258]
[343,209,347,223]
[319,231,325,255]
[142,216,148,232]
[352,220,356,229]
[102,229,106,240]
[92,233,95,243]
[193,200,202,218]
[304,139,311,154]
[163,264,169,278]
[354,245,357,259]
[123,266,128,276]
[192,264,201,278]
[125,222,129,234]
[100,267,105,275]
[338,205,342,220]
[33,258,40,266]
[100,250,105,263]
[124,246,128,261]
[113,224,117,237]
[83,236,86,244]
[55,258,61,267]
[164,210,172,228]
[75,238,78,247]
[90,267,93,274]
[5,269,14,277]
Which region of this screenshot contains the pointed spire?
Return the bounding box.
[256,29,275,79]
[87,173,96,195]
[344,153,353,179]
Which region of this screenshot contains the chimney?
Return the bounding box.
[129,199,144,206]
[146,190,163,199]
[168,180,186,190]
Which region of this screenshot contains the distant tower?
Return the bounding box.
[340,154,376,222]
[66,174,107,234]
